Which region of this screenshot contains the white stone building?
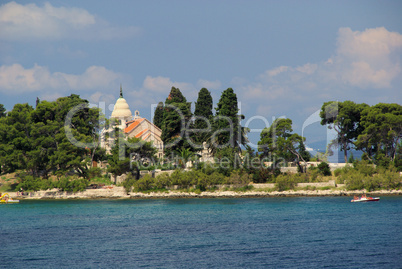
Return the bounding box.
[101,86,163,158]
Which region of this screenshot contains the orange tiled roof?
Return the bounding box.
[124,118,144,134]
[135,129,148,138]
[143,133,151,140]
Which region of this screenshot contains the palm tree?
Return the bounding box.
[176,147,194,168]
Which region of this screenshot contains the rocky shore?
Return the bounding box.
[6,186,402,200]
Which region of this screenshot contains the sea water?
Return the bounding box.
[0,197,401,268]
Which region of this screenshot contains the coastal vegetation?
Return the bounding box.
[0,87,401,194]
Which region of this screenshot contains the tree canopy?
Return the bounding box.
[320,101,368,163]
[212,88,247,153]
[153,101,164,129]
[355,103,402,163]
[0,104,6,118]
[192,88,213,148]
[107,134,157,180]
[258,118,307,172]
[161,87,192,156]
[0,95,105,178]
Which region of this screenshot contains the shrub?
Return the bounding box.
[15,173,54,191]
[317,162,332,176]
[122,174,137,193]
[133,174,155,192]
[275,174,296,191]
[170,170,195,189]
[225,170,252,188]
[57,177,88,192]
[354,160,376,176]
[307,168,321,182]
[87,167,102,179]
[333,168,342,177]
[208,172,225,185]
[343,171,365,190]
[363,176,382,192]
[377,169,401,189]
[154,173,171,189]
[252,167,278,183]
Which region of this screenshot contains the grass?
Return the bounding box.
[89,176,113,186]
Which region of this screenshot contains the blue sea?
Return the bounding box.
[1,197,401,268]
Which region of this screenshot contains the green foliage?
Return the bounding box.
[161,87,192,155]
[154,173,172,189]
[170,169,195,189]
[56,177,88,192]
[0,95,106,179]
[207,171,225,185]
[15,173,54,191]
[340,171,365,190]
[320,101,368,163]
[353,160,376,176]
[134,174,155,192]
[375,152,391,168]
[176,147,194,168]
[317,162,332,176]
[298,141,311,162]
[153,102,164,129]
[122,173,137,193]
[356,103,402,164]
[211,88,247,153]
[107,136,157,178]
[307,168,322,182]
[87,167,102,179]
[252,167,279,183]
[192,88,213,147]
[214,147,237,176]
[338,162,401,191]
[224,170,252,188]
[0,104,6,118]
[376,167,401,190]
[275,174,297,191]
[258,118,306,173]
[395,143,402,172]
[348,152,355,163]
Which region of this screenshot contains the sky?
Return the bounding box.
[0,0,401,153]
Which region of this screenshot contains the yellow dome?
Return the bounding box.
[111,97,132,118]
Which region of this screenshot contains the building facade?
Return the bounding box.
[101,87,163,158]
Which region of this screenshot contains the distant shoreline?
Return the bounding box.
[6,187,402,200]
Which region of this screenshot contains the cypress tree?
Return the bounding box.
[153,102,164,129]
[193,88,213,147]
[0,104,6,118]
[161,87,192,155]
[212,88,246,152]
[298,140,311,162]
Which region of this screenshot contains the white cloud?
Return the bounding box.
[0,1,140,41]
[234,27,402,144]
[266,66,289,77]
[139,75,197,107]
[143,76,195,93]
[0,63,123,93]
[334,27,402,88]
[197,79,221,90]
[128,76,223,111]
[240,27,402,109]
